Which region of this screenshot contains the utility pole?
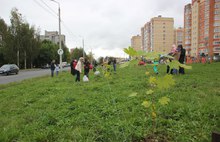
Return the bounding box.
[51,0,62,70]
[58,4,62,70]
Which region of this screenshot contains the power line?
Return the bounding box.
[33,0,84,47]
[32,0,57,19]
[40,0,58,16]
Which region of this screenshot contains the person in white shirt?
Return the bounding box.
[55,64,60,76]
[75,57,84,82]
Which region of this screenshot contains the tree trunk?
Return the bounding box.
[17,50,19,67]
[24,51,26,69]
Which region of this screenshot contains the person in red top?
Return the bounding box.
[71,59,77,76]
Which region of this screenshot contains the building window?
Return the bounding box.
[213,41,220,45]
[214,10,220,14]
[214,27,220,32]
[214,22,220,26]
[215,3,220,8]
[214,34,220,39]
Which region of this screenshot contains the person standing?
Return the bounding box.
[113,58,117,72]
[84,58,90,78]
[178,45,186,74]
[75,57,84,82]
[55,64,59,76]
[71,59,77,76]
[50,60,55,77]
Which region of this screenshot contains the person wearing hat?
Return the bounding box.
[75,57,84,82]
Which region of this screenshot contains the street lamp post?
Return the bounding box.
[51,0,62,70]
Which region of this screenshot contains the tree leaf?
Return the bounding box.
[168,60,192,70]
[123,46,137,57]
[146,89,154,95]
[119,61,130,68]
[152,111,157,118]
[142,100,152,108]
[129,92,137,97]
[158,96,170,105]
[145,71,150,75]
[156,74,175,90]
[149,76,157,86]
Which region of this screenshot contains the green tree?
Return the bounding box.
[0,18,9,66]
[70,47,86,60]
[98,57,104,64]
[9,8,24,67]
[87,51,94,63]
[61,42,70,63]
[36,40,59,67]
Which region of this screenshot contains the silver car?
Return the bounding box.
[0,64,19,75]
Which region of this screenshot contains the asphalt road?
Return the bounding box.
[0,68,69,85]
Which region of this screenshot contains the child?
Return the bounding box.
[55,64,59,76]
[153,58,159,74]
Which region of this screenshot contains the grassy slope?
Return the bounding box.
[0,62,219,142]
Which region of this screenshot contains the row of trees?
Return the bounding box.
[0,8,70,69]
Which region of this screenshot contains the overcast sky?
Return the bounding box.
[1,0,191,59]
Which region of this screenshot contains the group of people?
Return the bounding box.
[166,44,186,75]
[70,57,92,82]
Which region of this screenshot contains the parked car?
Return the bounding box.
[0,64,19,75]
[41,64,50,69]
[213,55,220,62]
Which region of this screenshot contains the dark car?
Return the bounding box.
[0,64,19,75]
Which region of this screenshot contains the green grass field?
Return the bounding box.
[0,62,220,142]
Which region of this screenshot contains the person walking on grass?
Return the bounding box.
[75,57,84,82]
[50,60,55,77]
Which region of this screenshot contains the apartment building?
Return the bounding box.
[141,22,151,52]
[191,0,200,57]
[40,31,65,45]
[131,35,142,51]
[211,0,220,56]
[184,4,192,55]
[151,16,174,53]
[141,16,174,53]
[184,0,220,57]
[174,27,184,47]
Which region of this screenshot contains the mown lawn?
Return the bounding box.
[0,62,219,142]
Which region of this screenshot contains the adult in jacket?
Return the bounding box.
[75,57,84,82]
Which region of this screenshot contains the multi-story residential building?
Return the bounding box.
[40,31,65,45]
[150,16,174,53]
[174,27,184,46]
[141,27,145,51]
[141,16,174,53]
[184,3,192,55]
[131,35,142,51]
[211,0,220,56]
[198,0,206,54]
[184,0,220,57]
[141,22,151,52]
[191,0,200,57]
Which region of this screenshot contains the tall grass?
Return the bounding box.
[0,62,219,142]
